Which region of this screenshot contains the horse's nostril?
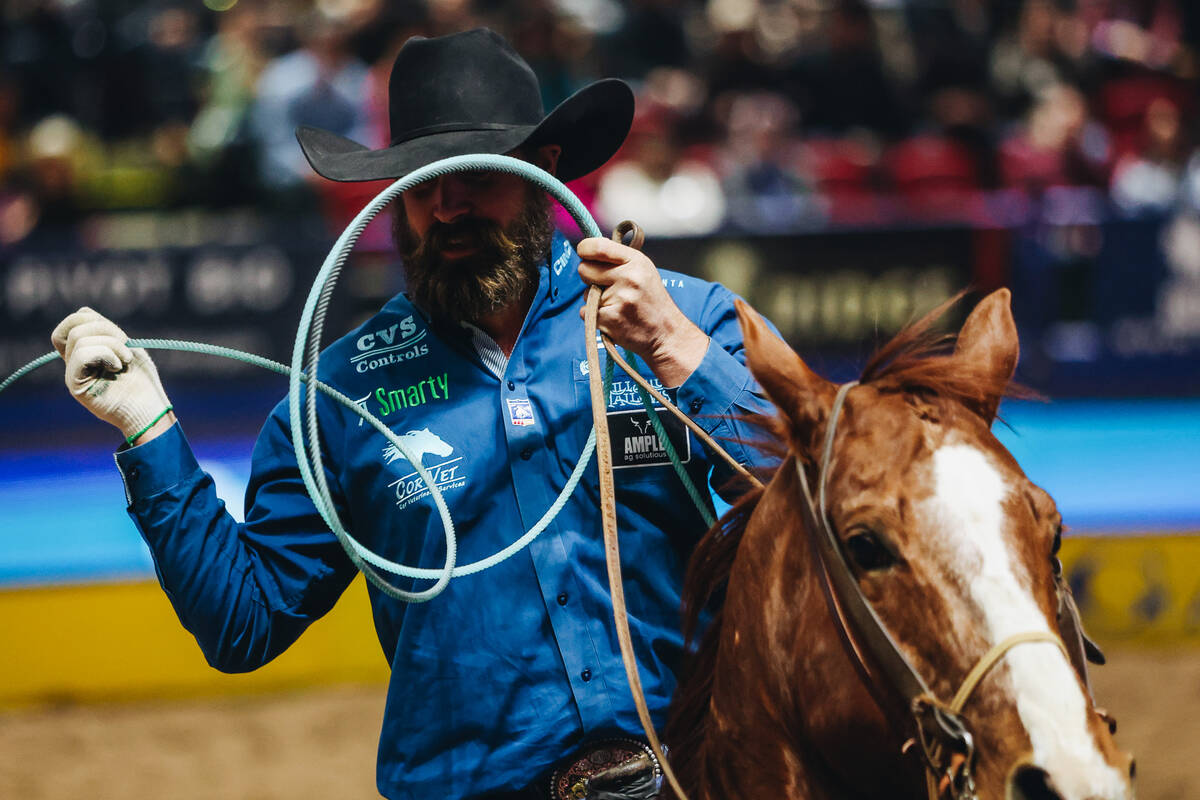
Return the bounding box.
[1010,765,1065,800]
[1129,757,1137,780]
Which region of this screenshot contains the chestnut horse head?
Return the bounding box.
[666,290,1134,800]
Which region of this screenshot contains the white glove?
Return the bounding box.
[51,307,172,443]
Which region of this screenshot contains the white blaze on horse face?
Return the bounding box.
[921,443,1128,800]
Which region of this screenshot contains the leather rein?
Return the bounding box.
[584,222,763,800]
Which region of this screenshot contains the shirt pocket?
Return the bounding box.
[572,359,694,488]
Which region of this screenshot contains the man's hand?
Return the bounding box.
[51,307,175,445]
[576,237,710,388]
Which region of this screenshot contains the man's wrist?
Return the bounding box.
[644,322,710,388]
[129,409,177,447]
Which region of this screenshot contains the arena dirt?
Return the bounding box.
[0,647,1194,799]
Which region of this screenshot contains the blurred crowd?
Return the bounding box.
[2,0,1200,246]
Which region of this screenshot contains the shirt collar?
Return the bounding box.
[546,230,583,309]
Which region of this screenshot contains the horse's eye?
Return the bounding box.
[1052,523,1063,556]
[845,532,896,572]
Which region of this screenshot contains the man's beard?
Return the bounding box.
[393,188,553,323]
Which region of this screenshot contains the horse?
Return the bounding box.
[662,289,1134,800]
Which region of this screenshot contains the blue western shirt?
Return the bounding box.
[115,233,773,799]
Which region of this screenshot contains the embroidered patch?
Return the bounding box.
[552,245,572,276]
[607,377,675,411]
[507,398,535,426]
[381,429,467,511]
[351,315,430,374]
[373,373,450,416]
[607,408,691,469]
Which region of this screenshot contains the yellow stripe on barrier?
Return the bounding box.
[0,575,388,709]
[0,535,1195,709]
[1060,534,1200,646]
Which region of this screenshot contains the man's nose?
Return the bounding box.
[431,177,473,223]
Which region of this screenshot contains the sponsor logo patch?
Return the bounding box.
[552,245,572,276]
[577,361,689,468]
[608,408,691,469]
[381,428,467,510]
[352,315,429,373]
[607,377,674,411]
[507,398,535,426]
[374,372,449,416]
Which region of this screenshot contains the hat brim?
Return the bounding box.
[296,78,633,184]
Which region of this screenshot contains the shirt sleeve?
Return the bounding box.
[114,411,358,673]
[672,282,780,496]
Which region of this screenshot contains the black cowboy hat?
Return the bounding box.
[295,28,634,184]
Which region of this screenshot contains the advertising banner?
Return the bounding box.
[641,227,976,360]
[1011,213,1200,395]
[0,242,353,391]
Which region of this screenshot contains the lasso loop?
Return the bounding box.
[0,155,701,602]
[286,155,603,601]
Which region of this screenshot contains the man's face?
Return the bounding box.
[394,155,555,322]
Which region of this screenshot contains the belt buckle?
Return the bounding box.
[547,738,661,800]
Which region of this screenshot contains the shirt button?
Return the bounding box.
[690,398,703,414]
[556,592,569,606]
[580,668,592,682]
[520,448,533,460]
[507,381,515,391]
[128,467,139,479]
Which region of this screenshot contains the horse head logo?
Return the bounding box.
[382,428,454,465]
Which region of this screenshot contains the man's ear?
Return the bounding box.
[531,144,561,176]
[736,299,836,444]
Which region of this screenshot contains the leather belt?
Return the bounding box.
[479,739,662,800]
[547,738,661,800]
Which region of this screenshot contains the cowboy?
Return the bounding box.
[51,29,774,800]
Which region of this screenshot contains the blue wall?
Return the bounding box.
[2,397,1196,588]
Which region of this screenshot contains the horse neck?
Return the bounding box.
[689,462,923,800]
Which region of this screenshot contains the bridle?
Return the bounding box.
[794,381,1088,800]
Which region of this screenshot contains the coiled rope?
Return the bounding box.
[0,154,715,601]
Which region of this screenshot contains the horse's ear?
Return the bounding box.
[736,299,836,438]
[953,288,1018,421]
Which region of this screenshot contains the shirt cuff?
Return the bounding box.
[673,342,753,435]
[114,421,202,506]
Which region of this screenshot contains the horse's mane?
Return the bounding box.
[858,292,1027,416]
[665,293,1023,777]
